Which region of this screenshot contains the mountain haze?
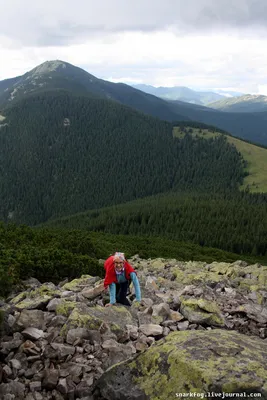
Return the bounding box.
[132,84,225,105]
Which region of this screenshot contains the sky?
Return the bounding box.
[1,0,267,94]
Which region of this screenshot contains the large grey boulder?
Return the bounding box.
[93,329,267,399]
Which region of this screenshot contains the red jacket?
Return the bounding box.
[104,255,136,287]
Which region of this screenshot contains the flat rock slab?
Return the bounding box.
[61,275,100,292]
[63,303,138,339]
[81,282,105,299]
[21,327,44,340]
[139,324,163,337]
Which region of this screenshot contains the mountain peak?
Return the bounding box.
[29,60,67,77]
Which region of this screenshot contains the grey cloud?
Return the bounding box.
[1,0,267,47]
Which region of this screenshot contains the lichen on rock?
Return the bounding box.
[61,274,94,292]
[95,329,267,399]
[180,297,225,326]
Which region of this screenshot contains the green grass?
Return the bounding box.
[227,136,267,193]
[173,127,267,193]
[173,127,219,140]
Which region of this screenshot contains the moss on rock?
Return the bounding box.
[14,284,58,309]
[171,263,225,287]
[61,275,93,292]
[28,284,58,298]
[10,292,27,305]
[168,260,267,294]
[62,303,135,338]
[97,330,267,400]
[56,300,77,316]
[180,297,224,326]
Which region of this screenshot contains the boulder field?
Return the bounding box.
[0,256,267,399]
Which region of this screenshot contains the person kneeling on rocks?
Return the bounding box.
[104,252,141,307]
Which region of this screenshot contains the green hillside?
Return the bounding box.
[42,125,267,259]
[169,101,267,146]
[228,137,267,193]
[173,126,267,193]
[0,91,245,226]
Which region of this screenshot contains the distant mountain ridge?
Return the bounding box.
[0,60,267,146]
[209,94,267,113]
[132,84,225,105]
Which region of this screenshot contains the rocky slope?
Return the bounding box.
[0,256,267,399]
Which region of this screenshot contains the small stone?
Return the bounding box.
[66,328,91,344]
[81,283,104,299]
[169,325,177,331]
[189,324,198,330]
[177,321,189,331]
[170,310,184,322]
[16,310,45,330]
[50,343,75,358]
[7,314,16,328]
[135,341,148,352]
[61,291,74,298]
[76,346,84,354]
[42,369,59,390]
[163,327,170,336]
[47,298,61,311]
[162,320,176,327]
[3,365,12,377]
[126,325,139,340]
[102,339,119,351]
[139,324,163,336]
[24,369,35,379]
[22,328,44,340]
[152,303,170,319]
[29,381,42,392]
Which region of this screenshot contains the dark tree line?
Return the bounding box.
[0,221,265,297]
[48,190,267,258]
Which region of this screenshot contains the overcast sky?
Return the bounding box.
[1,0,267,94]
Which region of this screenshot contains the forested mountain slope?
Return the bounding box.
[0,91,245,225]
